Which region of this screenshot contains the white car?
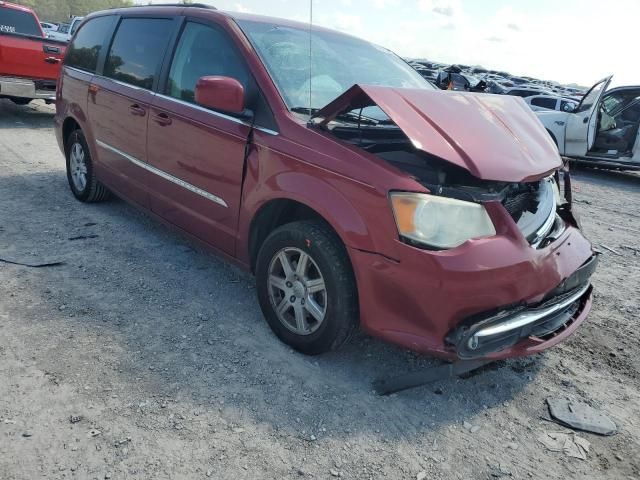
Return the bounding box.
[536,76,640,169]
[43,16,83,42]
[504,86,554,98]
[45,23,70,41]
[40,22,58,32]
[525,95,578,112]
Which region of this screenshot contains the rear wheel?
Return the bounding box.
[256,220,358,355]
[65,129,110,203]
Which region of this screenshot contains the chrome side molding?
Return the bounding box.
[96,140,229,208]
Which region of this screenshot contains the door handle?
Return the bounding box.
[583,116,589,124]
[129,104,147,117]
[152,112,172,126]
[44,57,61,64]
[88,84,99,95]
[43,45,61,54]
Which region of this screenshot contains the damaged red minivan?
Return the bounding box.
[55,4,597,361]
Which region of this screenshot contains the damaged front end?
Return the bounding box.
[310,84,596,360]
[310,84,578,251]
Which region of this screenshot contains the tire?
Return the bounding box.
[9,97,31,106]
[256,220,359,355]
[65,129,110,203]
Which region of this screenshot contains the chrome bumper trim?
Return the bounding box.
[473,282,590,340]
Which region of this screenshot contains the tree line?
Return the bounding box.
[9,0,134,23]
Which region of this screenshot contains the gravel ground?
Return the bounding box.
[0,100,639,480]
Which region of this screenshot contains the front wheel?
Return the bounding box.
[255,220,359,355]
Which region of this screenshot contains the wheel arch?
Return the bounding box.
[62,117,81,153]
[247,198,343,273]
[243,172,377,273]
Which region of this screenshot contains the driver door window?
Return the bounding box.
[166,22,249,104]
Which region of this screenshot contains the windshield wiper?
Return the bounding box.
[291,107,382,126]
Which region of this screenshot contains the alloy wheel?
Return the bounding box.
[267,247,327,335]
[69,142,88,192]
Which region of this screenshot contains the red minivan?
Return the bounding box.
[54,4,597,361]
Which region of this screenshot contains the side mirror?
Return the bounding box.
[195,76,246,116]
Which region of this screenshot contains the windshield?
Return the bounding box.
[237,20,434,111]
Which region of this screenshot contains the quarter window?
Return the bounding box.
[167,22,250,104]
[104,18,173,90]
[66,16,114,73]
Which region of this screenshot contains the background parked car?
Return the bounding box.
[0,1,66,104]
[434,66,486,91]
[40,21,58,32]
[407,58,589,113]
[43,15,83,42]
[501,86,554,98]
[44,22,69,41]
[537,76,640,169]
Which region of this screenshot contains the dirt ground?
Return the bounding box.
[0,100,639,480]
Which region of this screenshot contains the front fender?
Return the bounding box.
[237,145,395,265]
[535,111,569,154]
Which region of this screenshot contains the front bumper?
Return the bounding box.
[0,76,56,101]
[448,254,597,359]
[348,206,596,360]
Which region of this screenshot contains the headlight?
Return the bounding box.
[550,175,563,205]
[390,192,496,249]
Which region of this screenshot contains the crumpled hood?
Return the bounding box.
[314,85,562,183]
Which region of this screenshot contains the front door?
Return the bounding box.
[565,76,613,156]
[88,16,175,207]
[146,21,256,256]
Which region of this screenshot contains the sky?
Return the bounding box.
[134,0,639,88]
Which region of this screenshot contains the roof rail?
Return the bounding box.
[126,3,217,9]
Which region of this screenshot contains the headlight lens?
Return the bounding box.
[550,175,563,205]
[390,192,496,249]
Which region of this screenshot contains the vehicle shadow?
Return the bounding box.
[1,169,543,443]
[0,99,56,129]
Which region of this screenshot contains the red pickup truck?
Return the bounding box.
[0,1,66,104]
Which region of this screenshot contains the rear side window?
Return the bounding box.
[66,16,114,73]
[167,22,250,104]
[531,97,557,109]
[104,18,173,90]
[0,6,41,36]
